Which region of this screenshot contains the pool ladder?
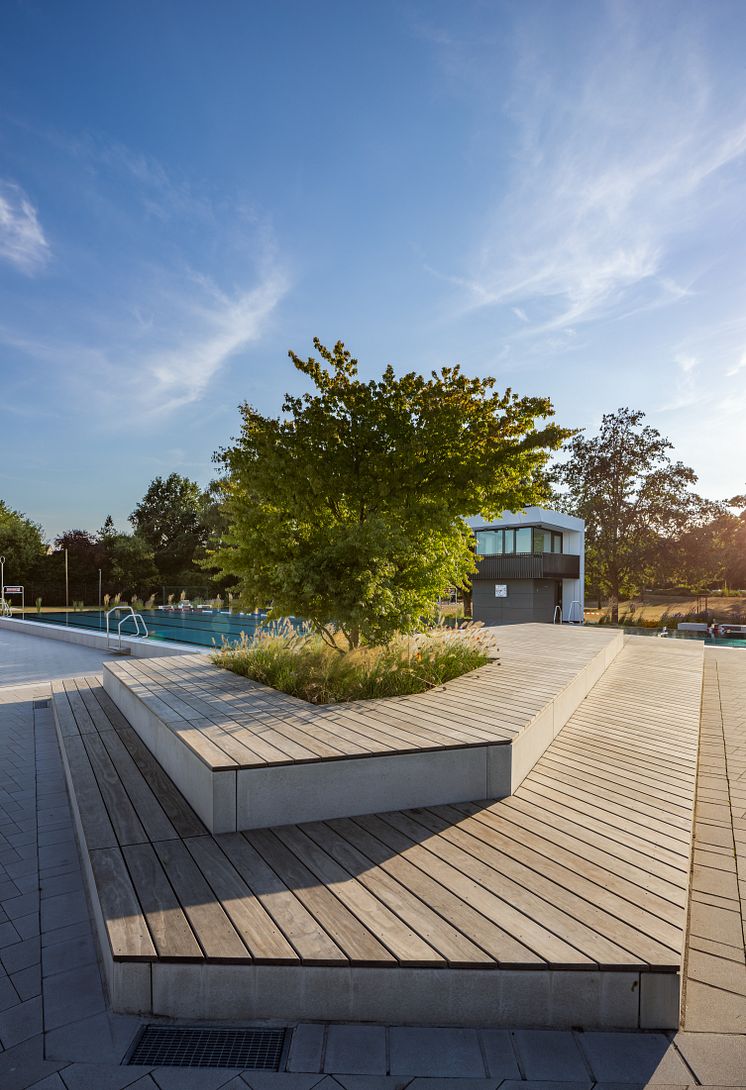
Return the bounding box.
[105,606,149,655]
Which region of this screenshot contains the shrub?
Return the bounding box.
[212,622,498,704]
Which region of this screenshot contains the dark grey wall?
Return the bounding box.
[471,578,561,625]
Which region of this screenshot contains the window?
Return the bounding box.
[515,527,531,553]
[503,529,515,554]
[551,532,563,553]
[532,529,545,555]
[475,530,498,555]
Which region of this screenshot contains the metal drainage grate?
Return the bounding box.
[126,1025,288,1069]
[33,699,50,709]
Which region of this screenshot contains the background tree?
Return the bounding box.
[52,529,102,590]
[0,500,47,582]
[130,473,211,586]
[555,408,698,622]
[210,338,571,647]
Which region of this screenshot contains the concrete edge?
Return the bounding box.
[0,615,206,657]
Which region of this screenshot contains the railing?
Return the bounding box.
[475,552,580,580]
[0,598,11,617]
[105,606,149,652]
[553,605,563,624]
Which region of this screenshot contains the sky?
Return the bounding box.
[1,0,745,541]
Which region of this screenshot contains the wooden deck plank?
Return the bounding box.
[90,847,157,959]
[182,836,300,964]
[122,842,203,959]
[153,839,251,960]
[215,831,347,965]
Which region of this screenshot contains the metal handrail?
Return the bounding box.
[105,606,149,651]
[553,604,563,624]
[0,598,11,617]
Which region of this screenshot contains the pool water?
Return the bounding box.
[24,609,304,649]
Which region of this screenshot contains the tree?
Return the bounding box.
[0,500,47,582]
[210,338,570,647]
[106,533,159,596]
[555,408,698,622]
[130,474,210,585]
[53,529,102,590]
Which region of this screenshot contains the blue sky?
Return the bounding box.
[1,0,745,540]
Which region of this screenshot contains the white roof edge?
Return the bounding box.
[466,507,584,532]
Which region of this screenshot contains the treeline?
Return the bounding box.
[552,408,745,620]
[0,473,228,607]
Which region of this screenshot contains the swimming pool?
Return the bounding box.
[23,609,303,649]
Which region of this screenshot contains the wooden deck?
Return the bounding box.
[52,633,704,1028]
[101,624,624,830]
[103,624,620,768]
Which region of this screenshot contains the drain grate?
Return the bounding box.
[33,699,50,709]
[126,1025,288,1069]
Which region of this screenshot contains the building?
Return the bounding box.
[466,507,585,625]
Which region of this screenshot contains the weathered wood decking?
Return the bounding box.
[102,624,624,830]
[52,634,704,1028]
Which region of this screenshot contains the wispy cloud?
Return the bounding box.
[142,266,289,414]
[0,181,50,274]
[430,9,746,334]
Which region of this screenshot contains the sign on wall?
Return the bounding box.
[494,584,508,598]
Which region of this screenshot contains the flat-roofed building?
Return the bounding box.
[466,507,585,625]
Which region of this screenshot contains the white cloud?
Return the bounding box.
[0,181,50,274]
[143,267,289,414]
[433,12,746,335]
[512,306,528,322]
[726,350,746,377]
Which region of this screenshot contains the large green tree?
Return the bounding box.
[0,500,47,584]
[130,473,210,585]
[210,339,570,647]
[555,408,699,621]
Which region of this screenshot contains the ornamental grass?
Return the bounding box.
[212,621,497,705]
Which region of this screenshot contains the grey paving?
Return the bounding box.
[324,1026,387,1075]
[0,629,109,688]
[389,1028,485,1076]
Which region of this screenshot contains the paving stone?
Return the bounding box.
[389,1027,484,1077]
[512,1030,590,1083]
[45,1011,141,1063]
[43,960,107,1029]
[479,1029,521,1078]
[406,1080,498,1090]
[287,1024,325,1073]
[11,960,42,999]
[0,919,22,947]
[498,1083,592,1090]
[674,1030,746,1085]
[332,1078,411,1090]
[579,1032,692,1083]
[41,918,92,948]
[28,1074,70,1090]
[151,1069,243,1089]
[243,1074,328,1090]
[0,972,21,1011]
[42,932,97,978]
[0,1033,67,1090]
[324,1025,387,1075]
[40,888,89,933]
[1,890,39,919]
[0,994,43,1047]
[59,1062,154,1090]
[14,910,41,939]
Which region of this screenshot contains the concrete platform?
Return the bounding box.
[102,624,624,831]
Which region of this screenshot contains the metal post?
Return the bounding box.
[65,549,69,611]
[98,569,102,610]
[0,555,4,613]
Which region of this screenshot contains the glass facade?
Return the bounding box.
[475,526,563,556]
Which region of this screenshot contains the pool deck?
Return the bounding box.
[53,634,704,1028]
[0,627,744,1085]
[101,624,623,831]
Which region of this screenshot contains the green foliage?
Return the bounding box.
[555,408,699,621]
[106,533,158,594]
[210,339,570,646]
[212,622,497,704]
[0,500,47,579]
[130,473,214,584]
